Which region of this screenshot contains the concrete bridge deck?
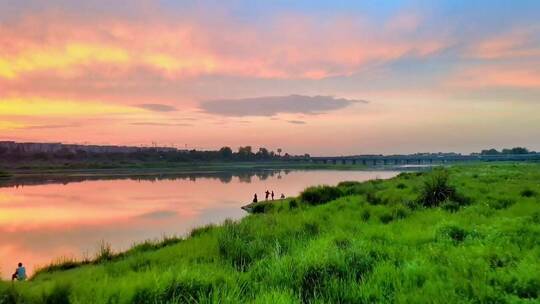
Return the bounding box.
[308,154,540,166]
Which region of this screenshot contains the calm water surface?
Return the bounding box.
[0,169,399,278]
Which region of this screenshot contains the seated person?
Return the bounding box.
[12,262,27,281]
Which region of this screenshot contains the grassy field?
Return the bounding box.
[1,163,539,303]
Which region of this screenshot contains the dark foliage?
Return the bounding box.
[289,199,299,209]
[300,186,343,206]
[437,224,468,244]
[418,170,470,208]
[521,189,536,198]
[42,284,72,304]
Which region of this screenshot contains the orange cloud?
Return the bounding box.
[0,97,144,116]
[0,43,130,79]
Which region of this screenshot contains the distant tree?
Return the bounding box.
[277,148,282,157]
[480,148,500,155]
[237,146,253,160]
[500,147,529,154]
[256,147,270,159]
[219,147,233,159]
[510,147,529,154]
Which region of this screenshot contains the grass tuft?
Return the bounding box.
[300,186,342,206]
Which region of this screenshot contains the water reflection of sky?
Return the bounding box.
[0,170,398,278]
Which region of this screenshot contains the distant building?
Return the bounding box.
[0,141,180,155]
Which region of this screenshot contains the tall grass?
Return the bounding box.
[417,168,470,208]
[2,163,540,303]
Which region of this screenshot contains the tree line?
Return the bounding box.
[0,146,310,163]
[479,147,535,155]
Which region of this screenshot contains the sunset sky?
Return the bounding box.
[0,0,539,155]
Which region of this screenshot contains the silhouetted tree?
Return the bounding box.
[481,148,500,155]
[219,147,233,159]
[257,147,270,160]
[237,146,253,160]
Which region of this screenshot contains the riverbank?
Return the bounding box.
[0,161,368,176]
[1,163,539,303]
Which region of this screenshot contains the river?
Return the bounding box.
[0,169,399,278]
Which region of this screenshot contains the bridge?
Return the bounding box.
[309,154,540,166]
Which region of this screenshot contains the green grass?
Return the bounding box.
[2,163,540,303]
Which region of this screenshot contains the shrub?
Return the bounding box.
[190,224,215,238]
[397,172,412,179]
[365,191,382,205]
[94,241,114,263]
[417,170,470,208]
[42,283,72,304]
[289,199,299,209]
[418,170,454,207]
[441,200,461,212]
[33,258,85,277]
[300,186,342,206]
[489,198,516,210]
[361,210,371,222]
[520,189,536,198]
[393,207,408,219]
[0,286,22,304]
[512,277,540,299]
[217,221,269,271]
[252,203,273,214]
[162,279,213,303]
[302,221,320,236]
[333,237,351,250]
[396,183,407,189]
[337,181,362,188]
[298,251,374,303]
[379,213,394,224]
[131,236,183,252]
[437,224,468,243]
[404,200,420,210]
[338,181,366,195]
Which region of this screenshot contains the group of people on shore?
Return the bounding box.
[252,190,285,203]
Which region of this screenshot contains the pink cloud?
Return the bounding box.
[0,11,447,82]
[448,65,540,89]
[467,28,540,59]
